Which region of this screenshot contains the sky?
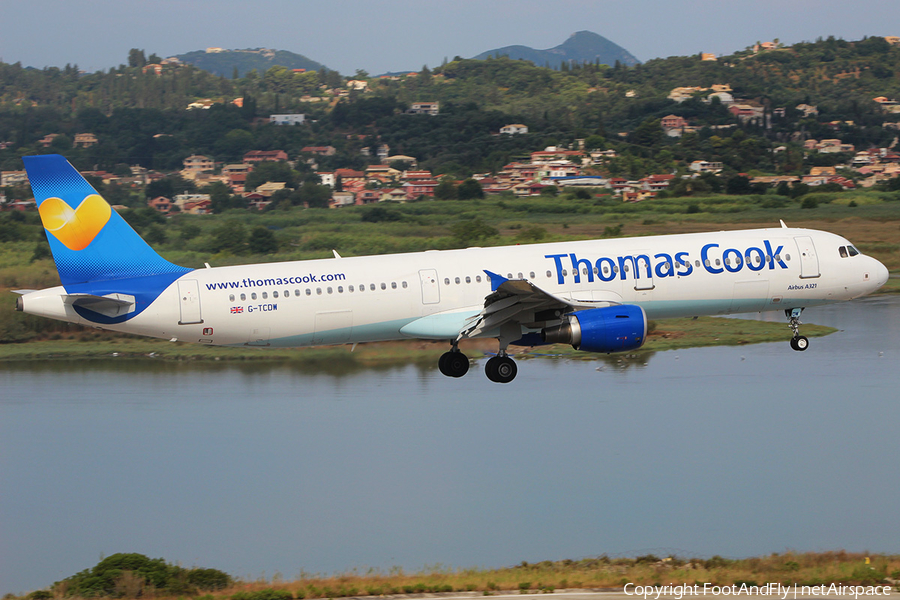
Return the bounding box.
[2,0,900,75]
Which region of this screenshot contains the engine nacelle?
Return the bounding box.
[541,305,647,353]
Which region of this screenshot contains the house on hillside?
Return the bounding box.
[500,124,528,135]
[270,114,305,125]
[183,155,214,173]
[244,150,289,164]
[408,102,439,115]
[148,196,173,214]
[74,133,98,148]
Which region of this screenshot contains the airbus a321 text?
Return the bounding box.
[15,155,890,383]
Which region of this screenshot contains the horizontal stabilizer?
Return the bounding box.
[62,293,136,318]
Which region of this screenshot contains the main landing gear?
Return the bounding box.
[438,345,470,378]
[437,336,519,383]
[786,308,809,352]
[485,353,517,384]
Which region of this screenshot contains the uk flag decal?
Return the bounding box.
[230,306,244,314]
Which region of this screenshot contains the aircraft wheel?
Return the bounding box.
[485,356,517,383]
[791,336,809,352]
[439,351,469,377]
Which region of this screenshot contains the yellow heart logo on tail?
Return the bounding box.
[39,194,112,251]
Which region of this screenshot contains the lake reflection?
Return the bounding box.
[2,296,899,594]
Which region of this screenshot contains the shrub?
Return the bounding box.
[187,568,232,591]
[800,197,818,209]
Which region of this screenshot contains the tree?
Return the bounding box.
[127,49,147,68]
[248,226,278,254]
[210,221,247,254]
[434,176,458,200]
[726,175,752,195]
[457,178,484,200]
[450,218,498,245]
[245,161,298,191]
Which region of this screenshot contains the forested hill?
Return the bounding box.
[473,31,640,68]
[1,36,899,177]
[175,48,328,78]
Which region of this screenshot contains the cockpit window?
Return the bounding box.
[839,246,848,258]
[848,245,860,256]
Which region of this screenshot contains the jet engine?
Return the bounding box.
[541,305,647,353]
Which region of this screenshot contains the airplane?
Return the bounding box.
[14,154,890,383]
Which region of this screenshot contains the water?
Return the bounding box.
[2,296,899,594]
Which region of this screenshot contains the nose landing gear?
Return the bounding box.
[786,308,809,351]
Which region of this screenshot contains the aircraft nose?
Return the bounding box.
[867,256,890,291]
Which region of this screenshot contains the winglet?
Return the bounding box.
[483,270,508,292]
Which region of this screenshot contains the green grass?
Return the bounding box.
[0,315,836,364]
[14,551,898,599]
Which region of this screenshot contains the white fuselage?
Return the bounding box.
[21,227,889,348]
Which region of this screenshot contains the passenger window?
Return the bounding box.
[839,246,848,258]
[284,290,289,297]
[306,289,311,296]
[530,271,535,279]
[476,275,482,283]
[327,287,333,294]
[714,259,720,266]
[349,285,355,292]
[273,291,279,298]
[381,283,386,290]
[444,278,450,285]
[695,260,701,267]
[455,277,460,284]
[546,271,552,278]
[294,290,300,296]
[262,292,268,299]
[370,284,375,291]
[251,292,257,300]
[229,294,235,302]
[391,282,397,289]
[316,288,322,295]
[358,285,364,292]
[507,273,512,279]
[338,286,344,293]
[402,281,408,288]
[465,276,471,283]
[518,272,523,279]
[562,269,568,276]
[614,265,619,273]
[785,254,790,261]
[240,293,246,301]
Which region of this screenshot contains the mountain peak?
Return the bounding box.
[472,31,640,68]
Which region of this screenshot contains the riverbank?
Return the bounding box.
[0,315,837,364]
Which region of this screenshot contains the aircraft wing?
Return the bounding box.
[458,270,618,340]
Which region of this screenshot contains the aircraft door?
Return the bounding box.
[246,328,270,346]
[313,310,353,344]
[419,269,440,304]
[177,279,203,324]
[795,236,820,279]
[633,252,655,291]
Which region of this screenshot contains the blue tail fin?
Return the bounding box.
[23,154,191,286]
